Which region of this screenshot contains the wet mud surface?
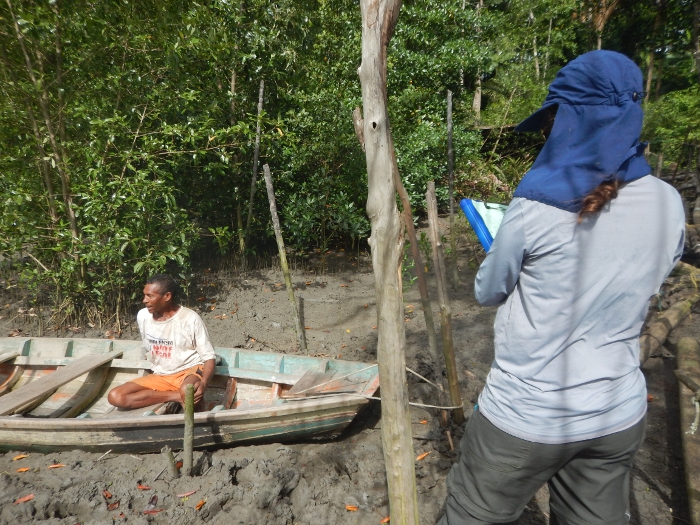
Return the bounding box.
[0,237,698,524]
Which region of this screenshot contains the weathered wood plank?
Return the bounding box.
[0,350,123,416]
[0,351,20,364]
[282,370,337,398]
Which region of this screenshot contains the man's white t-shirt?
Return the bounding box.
[137,306,216,375]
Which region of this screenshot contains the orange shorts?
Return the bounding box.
[129,365,204,392]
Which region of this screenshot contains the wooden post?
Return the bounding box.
[676,337,700,524]
[357,0,420,523]
[183,384,195,477]
[263,164,308,353]
[447,89,459,289]
[161,445,180,479]
[426,182,465,425]
[244,79,265,250]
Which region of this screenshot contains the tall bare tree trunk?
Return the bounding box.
[447,90,459,289]
[694,2,700,84]
[244,79,265,251]
[591,0,619,50]
[472,0,484,124]
[645,3,663,104]
[544,17,552,76]
[357,1,420,523]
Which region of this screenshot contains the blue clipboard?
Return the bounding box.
[459,199,508,252]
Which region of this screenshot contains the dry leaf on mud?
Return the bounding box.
[107,500,120,511]
[195,499,206,510]
[416,452,430,461]
[647,395,654,402]
[12,454,28,461]
[118,512,125,518]
[380,518,391,524]
[137,484,152,490]
[48,463,66,469]
[143,509,164,515]
[175,461,183,469]
[419,420,428,425]
[305,326,311,329]
[345,505,359,511]
[102,490,112,499]
[14,494,34,504]
[16,467,30,473]
[177,490,198,498]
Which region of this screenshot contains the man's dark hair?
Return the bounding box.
[146,274,180,301]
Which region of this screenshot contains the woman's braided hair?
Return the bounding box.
[577,180,621,223]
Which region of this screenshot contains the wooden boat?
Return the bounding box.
[0,337,379,453]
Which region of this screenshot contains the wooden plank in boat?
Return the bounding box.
[0,350,123,416]
[29,366,111,418]
[8,358,302,385]
[281,370,337,398]
[0,351,19,364]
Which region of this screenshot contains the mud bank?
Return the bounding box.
[0,238,697,524]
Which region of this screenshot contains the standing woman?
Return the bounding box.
[440,51,685,525]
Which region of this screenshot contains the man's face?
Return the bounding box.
[143,283,171,315]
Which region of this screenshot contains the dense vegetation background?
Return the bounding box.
[0,0,698,323]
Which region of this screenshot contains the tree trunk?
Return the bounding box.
[426,182,464,426]
[244,79,265,250]
[357,1,420,523]
[447,90,458,289]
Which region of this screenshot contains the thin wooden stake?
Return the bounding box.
[447,89,459,289]
[244,79,265,250]
[161,445,180,479]
[426,181,465,425]
[183,384,195,476]
[263,164,307,352]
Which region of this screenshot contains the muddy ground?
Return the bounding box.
[0,219,698,525]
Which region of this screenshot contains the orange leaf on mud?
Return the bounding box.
[647,394,654,402]
[196,297,206,302]
[14,494,34,504]
[118,512,125,518]
[372,326,377,329]
[195,499,206,510]
[416,452,430,461]
[175,461,183,469]
[177,490,198,498]
[364,304,368,308]
[305,326,311,329]
[16,467,30,473]
[48,463,66,469]
[137,484,152,490]
[345,505,359,511]
[420,420,428,425]
[380,517,391,524]
[12,454,28,461]
[143,509,164,515]
[102,490,112,499]
[107,500,120,511]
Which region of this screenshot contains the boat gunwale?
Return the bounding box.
[0,394,371,430]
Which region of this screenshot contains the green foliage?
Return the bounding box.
[644,86,700,164]
[0,0,697,325]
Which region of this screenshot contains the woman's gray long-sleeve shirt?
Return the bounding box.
[475,175,685,444]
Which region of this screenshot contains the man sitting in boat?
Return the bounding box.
[107,273,216,411]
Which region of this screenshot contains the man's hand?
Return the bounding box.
[193,379,208,404]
